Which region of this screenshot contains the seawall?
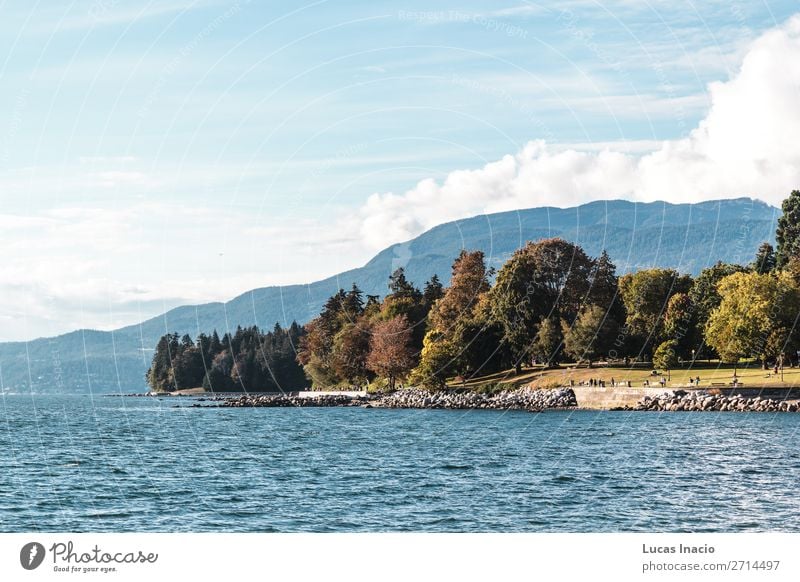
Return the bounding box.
[572,385,673,409]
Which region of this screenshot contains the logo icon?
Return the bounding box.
[20,542,45,570]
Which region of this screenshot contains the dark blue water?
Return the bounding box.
[2,394,799,532]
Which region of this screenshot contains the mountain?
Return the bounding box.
[0,198,779,394]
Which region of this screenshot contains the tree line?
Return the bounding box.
[149,190,800,392]
[147,323,307,392]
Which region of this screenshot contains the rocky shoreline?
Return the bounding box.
[212,394,370,408]
[373,387,577,411]
[619,390,800,413]
[203,386,577,412]
[157,386,800,413]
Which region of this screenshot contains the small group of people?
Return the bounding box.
[643,376,669,387]
[609,378,632,387]
[581,378,606,387]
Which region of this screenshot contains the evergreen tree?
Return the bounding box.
[751,242,776,274]
[589,250,625,323]
[149,323,309,393]
[381,270,425,350]
[341,284,365,322]
[776,190,800,268]
[422,275,444,308]
[146,335,174,392]
[388,268,420,299]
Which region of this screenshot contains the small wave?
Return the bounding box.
[87,511,133,519]
[552,475,576,482]
[437,463,474,470]
[423,516,463,526]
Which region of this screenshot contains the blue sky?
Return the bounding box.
[1,0,799,340]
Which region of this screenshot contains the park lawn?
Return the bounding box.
[449,361,800,391]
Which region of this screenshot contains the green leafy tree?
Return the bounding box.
[705,271,800,369]
[297,309,340,387]
[532,316,562,366]
[561,305,617,367]
[203,350,234,392]
[489,238,593,373]
[411,330,458,389]
[662,293,699,359]
[526,238,594,320]
[688,262,747,357]
[448,293,507,379]
[618,268,691,356]
[776,190,800,268]
[764,327,793,371]
[653,339,679,380]
[488,246,542,373]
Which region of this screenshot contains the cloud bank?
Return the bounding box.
[355,15,800,249]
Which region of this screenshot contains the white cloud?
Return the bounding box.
[0,203,352,341]
[353,15,800,249]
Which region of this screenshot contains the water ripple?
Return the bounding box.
[1,396,800,532]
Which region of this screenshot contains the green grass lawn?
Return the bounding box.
[449,361,800,391]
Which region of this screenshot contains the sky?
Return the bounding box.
[1,0,799,342]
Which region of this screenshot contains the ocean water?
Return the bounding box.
[1,394,799,532]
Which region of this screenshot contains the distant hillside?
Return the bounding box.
[0,198,778,393]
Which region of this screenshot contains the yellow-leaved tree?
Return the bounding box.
[705,271,800,370]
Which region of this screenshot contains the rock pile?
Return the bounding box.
[213,394,369,408]
[374,387,576,411]
[206,387,577,411]
[626,390,799,413]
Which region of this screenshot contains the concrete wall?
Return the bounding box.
[572,385,671,409]
[296,390,367,398]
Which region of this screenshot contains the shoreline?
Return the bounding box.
[158,386,800,413]
[197,386,577,412]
